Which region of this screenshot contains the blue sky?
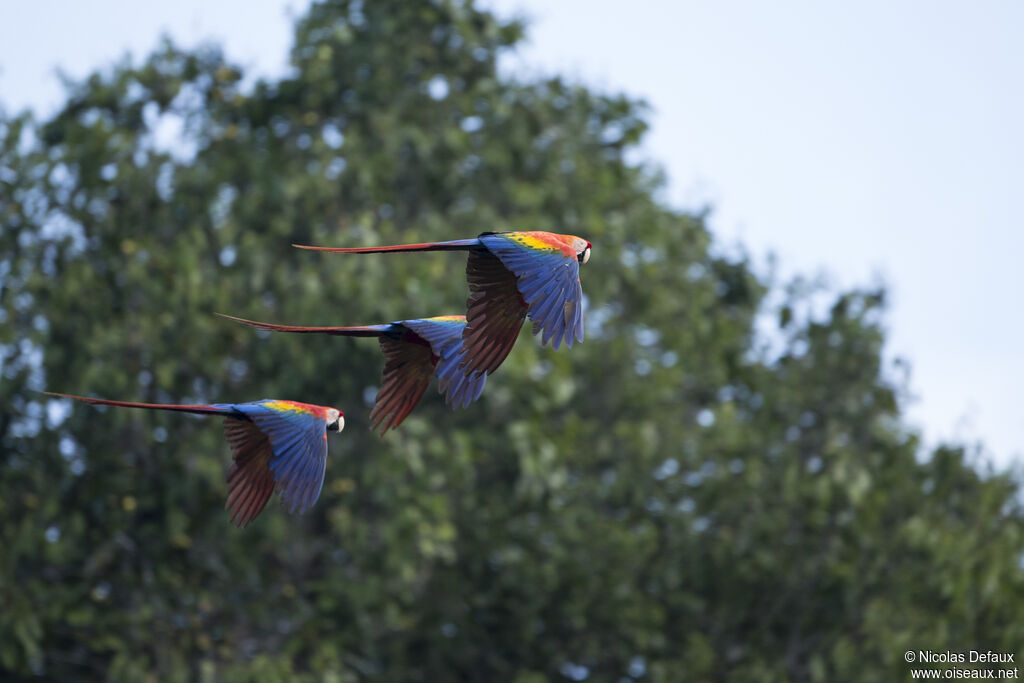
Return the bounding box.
[2,1,1020,464]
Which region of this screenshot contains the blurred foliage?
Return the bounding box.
[2,0,1022,680]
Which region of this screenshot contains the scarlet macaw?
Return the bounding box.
[46,392,344,527]
[217,313,487,434]
[294,231,592,376]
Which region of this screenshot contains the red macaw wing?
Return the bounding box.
[370,336,435,434]
[222,418,276,527]
[242,402,330,515]
[403,316,489,409]
[460,248,528,377]
[479,232,584,351]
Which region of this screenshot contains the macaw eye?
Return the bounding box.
[581,247,591,264]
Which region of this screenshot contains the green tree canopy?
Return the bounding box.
[2,1,1022,680]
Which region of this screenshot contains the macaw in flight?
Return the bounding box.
[217,313,487,434]
[45,392,344,527]
[294,231,592,377]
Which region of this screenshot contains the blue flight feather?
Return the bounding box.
[479,234,584,350]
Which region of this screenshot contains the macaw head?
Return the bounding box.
[326,408,345,433]
[571,236,592,265]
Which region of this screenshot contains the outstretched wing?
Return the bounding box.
[370,336,435,434]
[403,317,488,409]
[222,418,276,527]
[479,232,584,351]
[459,248,528,377]
[236,401,330,515]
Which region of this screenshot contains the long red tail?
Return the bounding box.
[44,392,230,416]
[216,313,392,337]
[292,237,481,254]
